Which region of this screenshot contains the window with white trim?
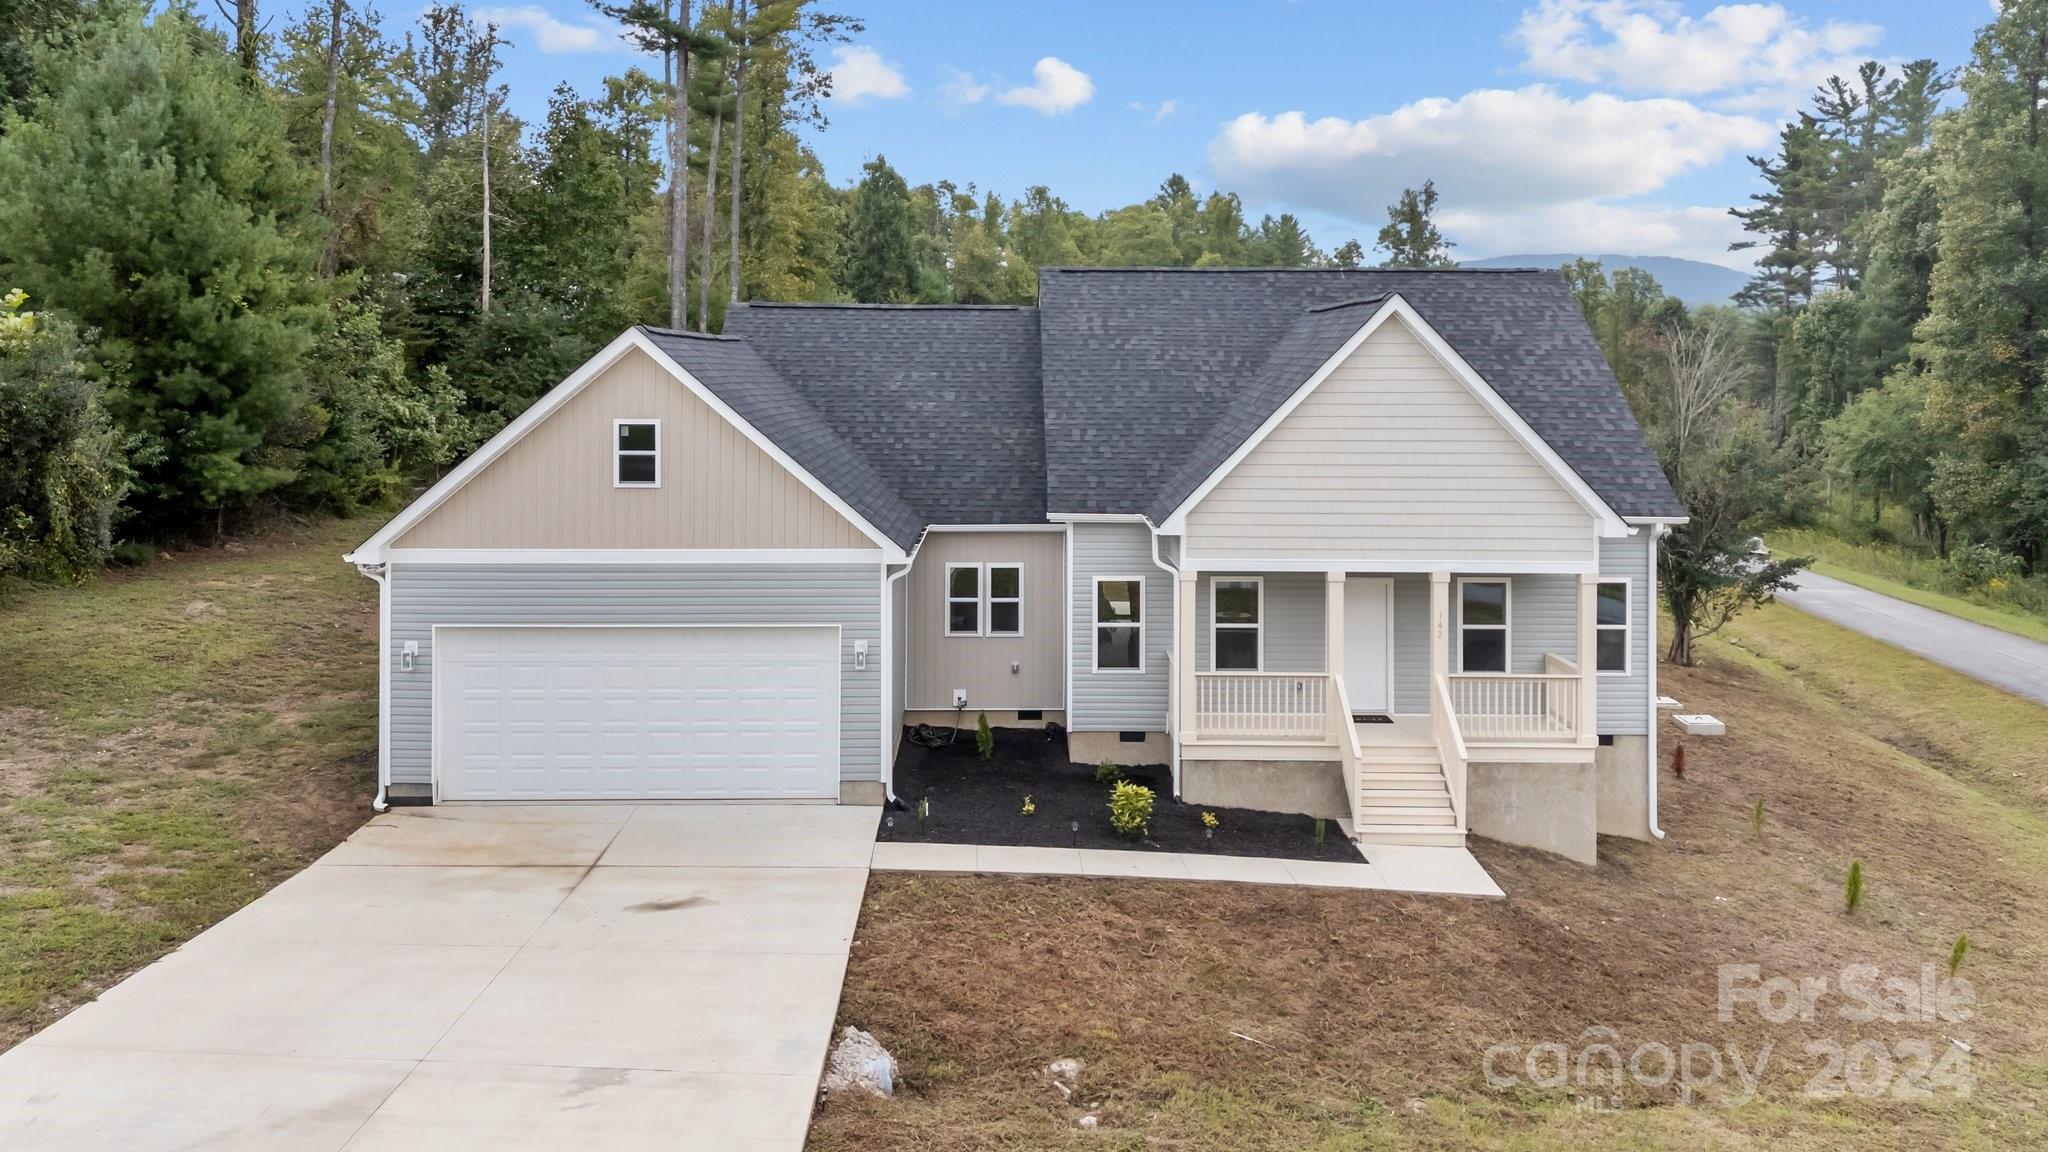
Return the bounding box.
[614,420,659,486]
[987,564,1022,635]
[1211,577,1262,671]
[1596,579,1630,674]
[945,564,980,636]
[1457,578,1509,673]
[1094,576,1144,671]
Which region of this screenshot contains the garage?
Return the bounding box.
[434,625,841,801]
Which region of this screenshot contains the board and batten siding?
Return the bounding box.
[392,347,873,551]
[1596,534,1652,735]
[1184,318,1594,565]
[386,563,884,788]
[1069,522,1172,731]
[1193,572,1326,672]
[906,530,1065,710]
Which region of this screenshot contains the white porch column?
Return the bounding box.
[1428,571,1451,685]
[1177,569,1198,740]
[1576,572,1600,743]
[1324,572,1345,682]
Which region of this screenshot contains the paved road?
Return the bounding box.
[0,803,878,1152]
[1776,570,2048,707]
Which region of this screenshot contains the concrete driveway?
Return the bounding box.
[0,803,878,1151]
[1778,570,2048,707]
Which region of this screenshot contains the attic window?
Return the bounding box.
[615,420,659,487]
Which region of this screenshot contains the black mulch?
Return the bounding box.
[877,726,1365,863]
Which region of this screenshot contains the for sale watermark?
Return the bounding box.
[1482,963,1977,1108]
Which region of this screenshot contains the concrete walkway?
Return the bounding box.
[1778,570,2048,707]
[870,839,1504,899]
[0,803,879,1152]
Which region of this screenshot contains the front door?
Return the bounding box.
[1342,578,1392,714]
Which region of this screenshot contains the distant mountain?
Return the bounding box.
[1460,253,1750,308]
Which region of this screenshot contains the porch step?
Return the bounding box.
[1357,805,1456,825]
[1356,743,1436,762]
[1352,824,1468,848]
[1355,788,1451,805]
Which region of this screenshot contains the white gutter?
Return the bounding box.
[1148,526,1182,798]
[352,560,392,812]
[882,559,912,804]
[1646,525,1665,840]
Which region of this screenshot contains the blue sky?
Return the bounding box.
[264,1,1988,268]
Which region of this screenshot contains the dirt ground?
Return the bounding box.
[811,609,2048,1151]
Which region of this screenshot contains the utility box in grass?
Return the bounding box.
[1673,714,1725,736]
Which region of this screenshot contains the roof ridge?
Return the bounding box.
[636,324,742,341]
[1036,266,1551,274]
[733,301,1031,312]
[1303,293,1390,314]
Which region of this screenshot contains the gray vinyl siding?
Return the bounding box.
[1194,572,1325,672]
[1392,575,1429,713]
[1069,521,1171,730]
[1505,574,1578,675]
[1596,534,1652,735]
[387,563,884,788]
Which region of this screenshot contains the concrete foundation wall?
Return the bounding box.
[905,709,1066,730]
[840,781,886,806]
[1595,735,1652,840]
[1467,761,1598,866]
[1067,729,1170,769]
[1182,760,1348,820]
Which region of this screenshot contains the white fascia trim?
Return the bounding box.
[1178,555,1597,575]
[385,548,886,565]
[1159,295,1632,539]
[1624,515,1690,526]
[924,523,1067,533]
[346,328,909,565]
[1047,512,1153,524]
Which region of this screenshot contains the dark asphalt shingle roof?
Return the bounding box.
[1038,267,1683,520]
[642,269,1681,549]
[719,303,1046,526]
[637,326,925,550]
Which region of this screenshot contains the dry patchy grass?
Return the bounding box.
[0,516,381,1048]
[812,605,2048,1150]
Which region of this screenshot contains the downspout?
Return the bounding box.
[883,560,912,805]
[1149,526,1182,798]
[352,560,391,812]
[1646,526,1666,840]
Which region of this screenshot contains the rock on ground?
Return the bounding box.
[821,1026,898,1098]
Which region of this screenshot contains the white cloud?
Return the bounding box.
[828,45,910,105]
[1206,85,1771,266]
[1129,98,1178,122]
[997,57,1095,115]
[941,68,991,107]
[1513,0,1882,107]
[474,5,619,54]
[1210,86,1768,213]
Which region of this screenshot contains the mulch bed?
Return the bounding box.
[877,725,1364,863]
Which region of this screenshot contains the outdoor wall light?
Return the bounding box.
[399,640,417,672]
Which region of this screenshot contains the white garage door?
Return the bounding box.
[435,626,840,800]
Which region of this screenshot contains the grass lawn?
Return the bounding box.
[1769,527,2048,644]
[811,604,2048,1151]
[0,515,380,1049]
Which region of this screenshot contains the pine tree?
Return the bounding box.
[842,155,915,302]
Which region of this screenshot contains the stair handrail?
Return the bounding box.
[1331,676,1364,838]
[1432,673,1470,831]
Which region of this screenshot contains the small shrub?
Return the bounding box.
[916,796,931,835]
[975,711,994,760]
[1751,798,1765,839]
[1108,780,1154,838]
[1020,794,1036,817]
[1313,817,1327,847]
[1201,811,1220,830]
[1843,860,1864,915]
[1672,743,1687,780]
[1093,758,1123,784]
[1948,934,1971,976]
[1944,542,2024,590]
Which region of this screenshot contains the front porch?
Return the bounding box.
[1172,570,1605,847]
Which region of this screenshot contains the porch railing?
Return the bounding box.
[1446,670,1581,742]
[1431,673,1470,830]
[1331,676,1364,835]
[1192,672,1329,741]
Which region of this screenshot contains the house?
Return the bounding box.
[343,268,1686,865]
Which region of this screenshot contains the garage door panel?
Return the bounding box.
[437,626,840,800]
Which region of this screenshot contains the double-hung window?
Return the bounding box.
[1211,577,1262,671]
[1457,578,1510,673]
[1596,579,1630,674]
[987,564,1022,636]
[945,563,1023,637]
[1093,577,1145,671]
[614,420,659,487]
[945,564,981,636]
